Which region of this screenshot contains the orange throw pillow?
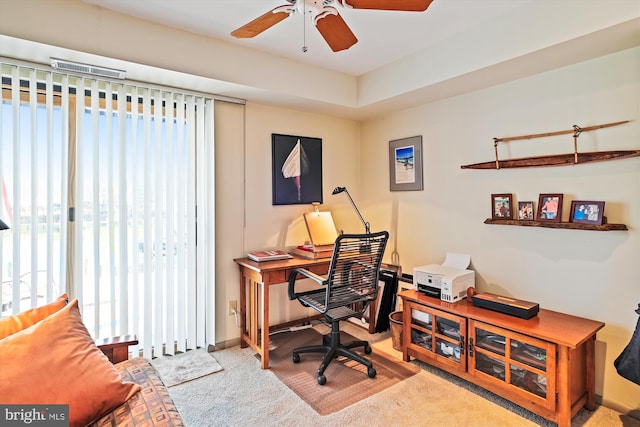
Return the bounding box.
[0,293,68,340]
[0,299,141,427]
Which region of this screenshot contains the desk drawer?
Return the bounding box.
[263,270,287,284]
[261,264,329,284]
[285,264,329,281]
[306,264,329,275]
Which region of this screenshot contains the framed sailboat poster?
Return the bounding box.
[389,135,423,191]
[272,134,323,205]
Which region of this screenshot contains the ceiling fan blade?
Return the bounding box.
[336,0,434,12]
[231,7,292,38]
[315,12,358,52]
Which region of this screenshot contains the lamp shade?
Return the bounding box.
[332,187,346,195]
[0,219,8,230]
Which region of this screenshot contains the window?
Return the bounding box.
[0,62,215,357]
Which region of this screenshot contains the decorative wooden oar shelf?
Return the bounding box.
[484,218,628,231]
[461,120,638,170]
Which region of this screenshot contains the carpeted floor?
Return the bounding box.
[166,322,640,427]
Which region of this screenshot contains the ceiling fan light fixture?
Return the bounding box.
[231,0,434,51]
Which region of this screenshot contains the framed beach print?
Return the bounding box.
[491,194,513,219]
[537,193,563,223]
[570,200,605,225]
[272,134,323,205]
[517,201,534,220]
[389,136,423,191]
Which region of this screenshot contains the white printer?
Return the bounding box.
[413,253,475,302]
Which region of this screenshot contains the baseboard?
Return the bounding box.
[599,396,640,420]
[208,337,241,352]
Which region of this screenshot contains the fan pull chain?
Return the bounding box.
[302,1,309,53]
[302,0,308,52]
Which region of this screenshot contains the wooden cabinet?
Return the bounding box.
[399,290,605,427]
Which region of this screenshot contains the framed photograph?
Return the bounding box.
[537,193,563,222]
[491,194,513,219]
[389,136,423,191]
[569,200,605,225]
[517,201,534,220]
[272,134,323,205]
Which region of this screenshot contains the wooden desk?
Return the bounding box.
[233,256,381,369]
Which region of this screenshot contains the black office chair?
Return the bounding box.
[287,230,389,385]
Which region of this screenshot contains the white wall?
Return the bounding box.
[360,47,640,414]
[219,102,362,337]
[213,101,245,344]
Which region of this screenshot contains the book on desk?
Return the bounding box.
[247,250,293,262]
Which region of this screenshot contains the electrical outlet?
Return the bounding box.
[228,300,237,316]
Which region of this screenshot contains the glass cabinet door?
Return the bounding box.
[407,304,466,371]
[509,339,548,398]
[475,328,506,355]
[410,308,433,351]
[435,317,462,362]
[469,320,555,411]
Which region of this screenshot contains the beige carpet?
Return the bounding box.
[151,348,223,387]
[267,328,420,415]
[166,322,640,426]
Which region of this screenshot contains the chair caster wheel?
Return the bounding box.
[364,344,372,354]
[368,367,377,378]
[318,375,327,385]
[292,353,300,363]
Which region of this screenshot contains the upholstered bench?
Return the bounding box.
[90,357,184,426]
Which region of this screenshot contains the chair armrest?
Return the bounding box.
[95,335,138,364]
[287,268,327,300]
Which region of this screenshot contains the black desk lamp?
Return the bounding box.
[0,219,8,230]
[332,186,370,234]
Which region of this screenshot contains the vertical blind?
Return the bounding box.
[0,62,216,357]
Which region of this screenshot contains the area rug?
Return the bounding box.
[151,349,223,387]
[266,328,420,416]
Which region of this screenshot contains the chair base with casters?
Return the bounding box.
[288,231,389,386]
[292,305,376,385]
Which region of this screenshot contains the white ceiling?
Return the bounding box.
[81,0,530,77]
[1,1,638,120]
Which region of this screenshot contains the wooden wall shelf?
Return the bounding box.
[484,218,627,231]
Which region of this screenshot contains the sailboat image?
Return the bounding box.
[281,139,310,201]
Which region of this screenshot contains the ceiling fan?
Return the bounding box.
[231,0,434,52]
